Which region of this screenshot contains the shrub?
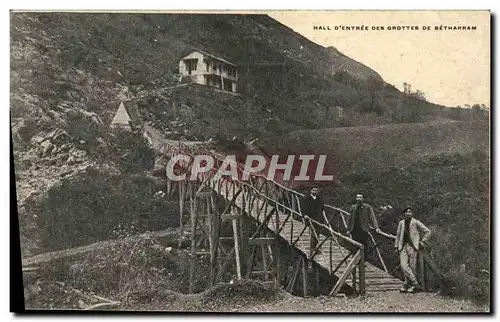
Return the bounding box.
[442,270,490,304]
[37,173,179,252]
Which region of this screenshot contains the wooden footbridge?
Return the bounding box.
[144,125,421,296]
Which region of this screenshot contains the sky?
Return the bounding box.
[267,10,490,108]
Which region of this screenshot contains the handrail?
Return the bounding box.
[150,128,402,284]
[210,162,365,249]
[161,138,365,250]
[164,135,338,204]
[160,135,395,244]
[159,139,352,230]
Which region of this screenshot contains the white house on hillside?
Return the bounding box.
[179,50,238,93]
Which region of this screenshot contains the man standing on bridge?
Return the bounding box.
[347,194,381,253]
[395,207,431,293]
[301,186,324,258]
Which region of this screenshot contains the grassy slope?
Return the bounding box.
[267,120,489,175]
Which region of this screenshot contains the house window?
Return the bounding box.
[185,59,198,75]
[227,66,236,78]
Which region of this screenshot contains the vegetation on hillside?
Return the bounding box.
[12,12,479,145]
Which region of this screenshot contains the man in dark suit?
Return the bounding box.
[348,194,381,251]
[301,186,324,257]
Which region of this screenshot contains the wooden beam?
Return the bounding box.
[276,212,292,235]
[419,250,427,291]
[189,189,198,293]
[359,249,366,296]
[245,245,257,279]
[166,179,172,196]
[178,182,186,248]
[302,256,308,297]
[220,188,243,216]
[208,199,215,286]
[310,235,331,260]
[249,238,276,245]
[221,213,242,221]
[249,207,277,239]
[332,252,353,277]
[239,207,250,275]
[352,266,357,294]
[275,213,281,285]
[315,266,320,295]
[368,232,388,273]
[215,247,235,283]
[329,249,361,296]
[232,218,242,280]
[287,257,302,293]
[291,225,308,247]
[211,195,220,286]
[261,243,269,281]
[329,238,333,273]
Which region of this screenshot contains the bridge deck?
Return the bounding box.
[208,175,402,293]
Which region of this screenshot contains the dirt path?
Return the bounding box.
[129,290,488,313]
[22,228,179,267]
[240,292,489,313]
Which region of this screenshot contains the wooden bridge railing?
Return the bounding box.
[143,124,443,294]
[153,134,447,294]
[158,139,369,295]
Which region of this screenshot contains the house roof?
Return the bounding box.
[183,48,236,67]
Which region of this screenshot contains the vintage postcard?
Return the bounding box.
[11,10,490,313]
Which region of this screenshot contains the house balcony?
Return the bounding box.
[202,71,237,81]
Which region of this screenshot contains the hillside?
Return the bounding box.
[11,12,456,143]
[262,120,489,176]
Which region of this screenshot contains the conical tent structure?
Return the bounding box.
[110,101,133,130]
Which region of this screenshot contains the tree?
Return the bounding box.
[413,89,427,102]
[403,82,426,102]
[403,82,411,94]
[366,76,384,114]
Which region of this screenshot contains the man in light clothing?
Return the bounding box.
[395,207,431,293]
